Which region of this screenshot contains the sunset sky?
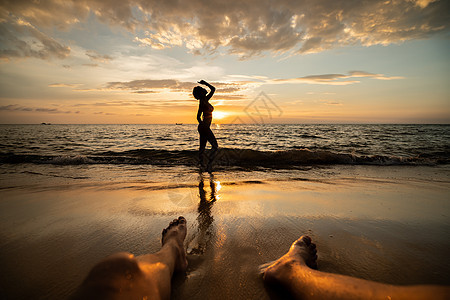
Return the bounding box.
[1,0,449,124]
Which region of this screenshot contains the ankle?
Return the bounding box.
[264,256,304,284]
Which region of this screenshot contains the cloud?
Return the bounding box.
[1,0,448,59]
[321,101,343,106]
[0,104,72,114]
[35,108,59,112]
[0,104,33,111]
[105,79,245,94]
[106,79,191,91]
[271,71,403,85]
[85,50,113,63]
[94,111,117,115]
[48,83,83,88]
[348,71,404,80]
[82,63,99,67]
[132,90,157,94]
[72,100,200,114]
[0,12,70,60]
[48,70,399,97]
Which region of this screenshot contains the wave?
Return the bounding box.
[0,148,444,167]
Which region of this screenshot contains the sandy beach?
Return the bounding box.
[1,164,449,299]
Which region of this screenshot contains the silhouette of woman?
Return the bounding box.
[193,80,218,168]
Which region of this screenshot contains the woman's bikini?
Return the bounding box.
[201,100,214,126]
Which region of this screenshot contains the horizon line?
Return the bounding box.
[1,123,449,126]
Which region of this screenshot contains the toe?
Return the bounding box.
[169,219,178,227]
[300,236,312,246]
[178,216,186,224]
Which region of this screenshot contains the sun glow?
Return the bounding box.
[213,111,229,120]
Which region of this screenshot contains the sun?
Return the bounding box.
[213,111,229,120]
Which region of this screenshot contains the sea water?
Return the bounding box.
[1,124,449,166]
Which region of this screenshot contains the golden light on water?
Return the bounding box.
[215,181,222,192]
[215,180,222,200]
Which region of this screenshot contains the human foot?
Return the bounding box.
[162,216,188,272]
[263,236,318,284]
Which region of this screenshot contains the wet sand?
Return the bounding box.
[0,165,449,299]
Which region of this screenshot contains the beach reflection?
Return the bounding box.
[188,172,218,254]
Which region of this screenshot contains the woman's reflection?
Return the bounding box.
[188,172,218,254]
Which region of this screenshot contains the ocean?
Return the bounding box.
[0,124,449,299]
[1,124,449,167]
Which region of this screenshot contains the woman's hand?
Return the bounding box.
[198,80,215,100]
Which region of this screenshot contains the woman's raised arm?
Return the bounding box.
[198,80,215,100]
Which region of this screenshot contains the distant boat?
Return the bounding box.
[41,122,51,125]
[175,123,183,125]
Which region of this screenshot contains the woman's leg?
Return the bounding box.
[204,127,218,169]
[198,125,208,166]
[72,217,188,300]
[205,127,218,150]
[263,236,450,300]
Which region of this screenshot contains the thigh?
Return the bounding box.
[205,128,218,148]
[198,125,207,150]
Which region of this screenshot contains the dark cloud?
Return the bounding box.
[0,104,33,111]
[0,12,70,60]
[321,101,343,106]
[132,90,157,94]
[106,79,244,93]
[85,50,113,63]
[0,104,72,113]
[106,79,187,91]
[94,111,117,115]
[1,0,448,59]
[35,108,59,112]
[82,63,99,67]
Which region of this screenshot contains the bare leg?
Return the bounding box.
[263,236,450,300]
[205,127,218,171]
[198,124,207,168]
[72,216,188,300]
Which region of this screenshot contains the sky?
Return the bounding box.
[0,0,449,124]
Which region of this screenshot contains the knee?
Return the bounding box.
[85,252,143,285]
[73,252,145,299]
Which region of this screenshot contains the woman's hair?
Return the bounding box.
[193,86,207,100]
